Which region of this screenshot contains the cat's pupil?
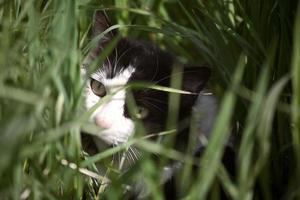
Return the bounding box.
[90,79,106,97]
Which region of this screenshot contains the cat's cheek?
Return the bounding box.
[124,118,135,135]
[121,119,135,142]
[84,91,104,122]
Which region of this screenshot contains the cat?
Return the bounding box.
[81,10,228,199]
[82,10,211,147]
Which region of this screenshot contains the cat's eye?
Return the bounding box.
[90,79,106,97]
[135,106,149,119]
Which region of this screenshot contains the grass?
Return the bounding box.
[0,0,299,199]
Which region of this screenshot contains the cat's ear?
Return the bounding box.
[181,66,211,94]
[92,10,116,46]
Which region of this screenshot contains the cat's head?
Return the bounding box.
[82,11,211,145]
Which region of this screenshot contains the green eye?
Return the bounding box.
[90,79,106,97]
[136,106,149,119]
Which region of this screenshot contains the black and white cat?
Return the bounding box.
[82,11,211,147]
[81,10,224,199]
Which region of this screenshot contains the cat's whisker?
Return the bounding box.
[113,47,135,75]
[141,97,168,105]
[106,56,112,71]
[112,144,116,161]
[126,149,135,165]
[149,54,159,82]
[152,70,188,86]
[129,146,140,161]
[141,70,193,94]
[129,150,136,164]
[143,101,167,114]
[127,148,135,164]
[111,144,118,164]
[132,148,140,162]
[113,48,118,76]
[112,143,121,165]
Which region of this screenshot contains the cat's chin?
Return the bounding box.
[92,136,113,151]
[95,132,130,146]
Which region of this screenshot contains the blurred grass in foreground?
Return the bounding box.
[0,0,299,199]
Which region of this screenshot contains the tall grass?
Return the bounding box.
[0,0,299,199]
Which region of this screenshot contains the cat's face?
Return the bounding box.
[83,65,136,144]
[82,11,211,145]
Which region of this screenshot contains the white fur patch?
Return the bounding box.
[84,66,136,145]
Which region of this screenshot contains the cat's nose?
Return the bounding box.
[95,116,112,129]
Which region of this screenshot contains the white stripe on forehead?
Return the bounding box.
[91,66,135,87]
